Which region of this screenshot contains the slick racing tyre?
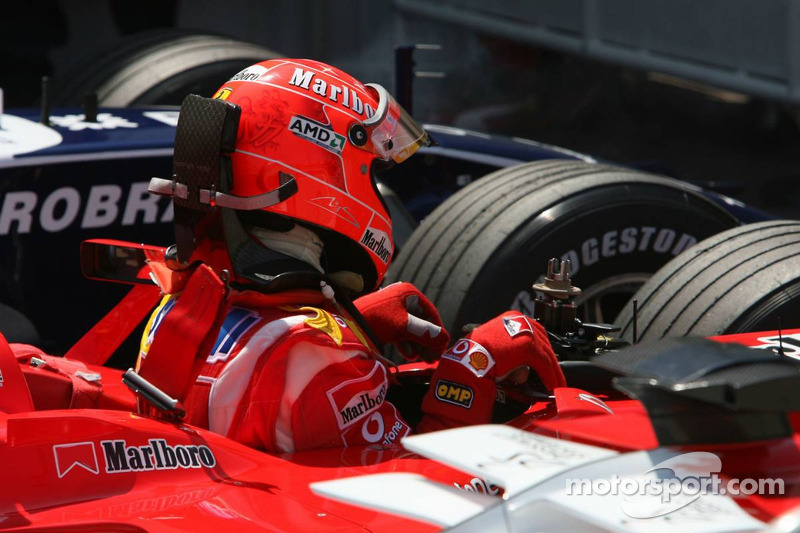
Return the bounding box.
[0,303,39,346]
[385,160,741,336]
[615,220,800,342]
[51,30,280,106]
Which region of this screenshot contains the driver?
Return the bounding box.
[137,59,565,452]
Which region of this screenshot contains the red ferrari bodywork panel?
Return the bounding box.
[1,330,800,530]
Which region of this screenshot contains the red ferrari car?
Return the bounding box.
[1,249,798,532]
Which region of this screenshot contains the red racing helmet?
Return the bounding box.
[208,58,429,290]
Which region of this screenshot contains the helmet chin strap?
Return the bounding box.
[250,225,325,273]
[249,225,365,293]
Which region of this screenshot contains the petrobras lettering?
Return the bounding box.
[0,182,172,236]
[101,439,216,473]
[560,227,697,276]
[288,67,375,118]
[288,115,346,154]
[229,64,268,82]
[360,226,392,264]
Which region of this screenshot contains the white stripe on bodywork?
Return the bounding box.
[402,424,617,497]
[0,148,174,169]
[314,426,766,531]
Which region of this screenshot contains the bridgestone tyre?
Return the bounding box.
[51,30,281,106]
[385,160,741,335]
[615,220,800,342]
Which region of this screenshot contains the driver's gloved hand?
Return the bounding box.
[354,282,450,362]
[418,311,565,432]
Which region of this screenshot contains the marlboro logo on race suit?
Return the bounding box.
[327,364,388,430]
[325,362,410,447]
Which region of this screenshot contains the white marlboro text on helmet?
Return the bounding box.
[288,68,375,119]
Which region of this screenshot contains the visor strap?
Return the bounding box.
[150,174,298,211]
[199,173,298,210]
[149,177,189,200]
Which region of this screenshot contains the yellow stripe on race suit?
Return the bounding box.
[340,315,374,354]
[136,294,174,372]
[291,305,375,352]
[285,306,344,347]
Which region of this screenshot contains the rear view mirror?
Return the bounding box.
[80,239,165,285]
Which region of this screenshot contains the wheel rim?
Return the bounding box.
[574,273,652,324]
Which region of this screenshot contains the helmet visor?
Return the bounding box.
[360,83,429,163]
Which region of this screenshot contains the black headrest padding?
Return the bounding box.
[171,94,241,262]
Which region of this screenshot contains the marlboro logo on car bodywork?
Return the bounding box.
[101,439,216,473]
[53,442,100,478]
[53,440,218,477]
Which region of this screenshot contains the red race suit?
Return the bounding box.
[139,292,411,453]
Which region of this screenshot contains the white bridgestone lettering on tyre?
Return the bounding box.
[560,227,697,276]
[653,229,676,253]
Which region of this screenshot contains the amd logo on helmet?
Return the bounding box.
[288,68,375,118]
[288,116,345,154]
